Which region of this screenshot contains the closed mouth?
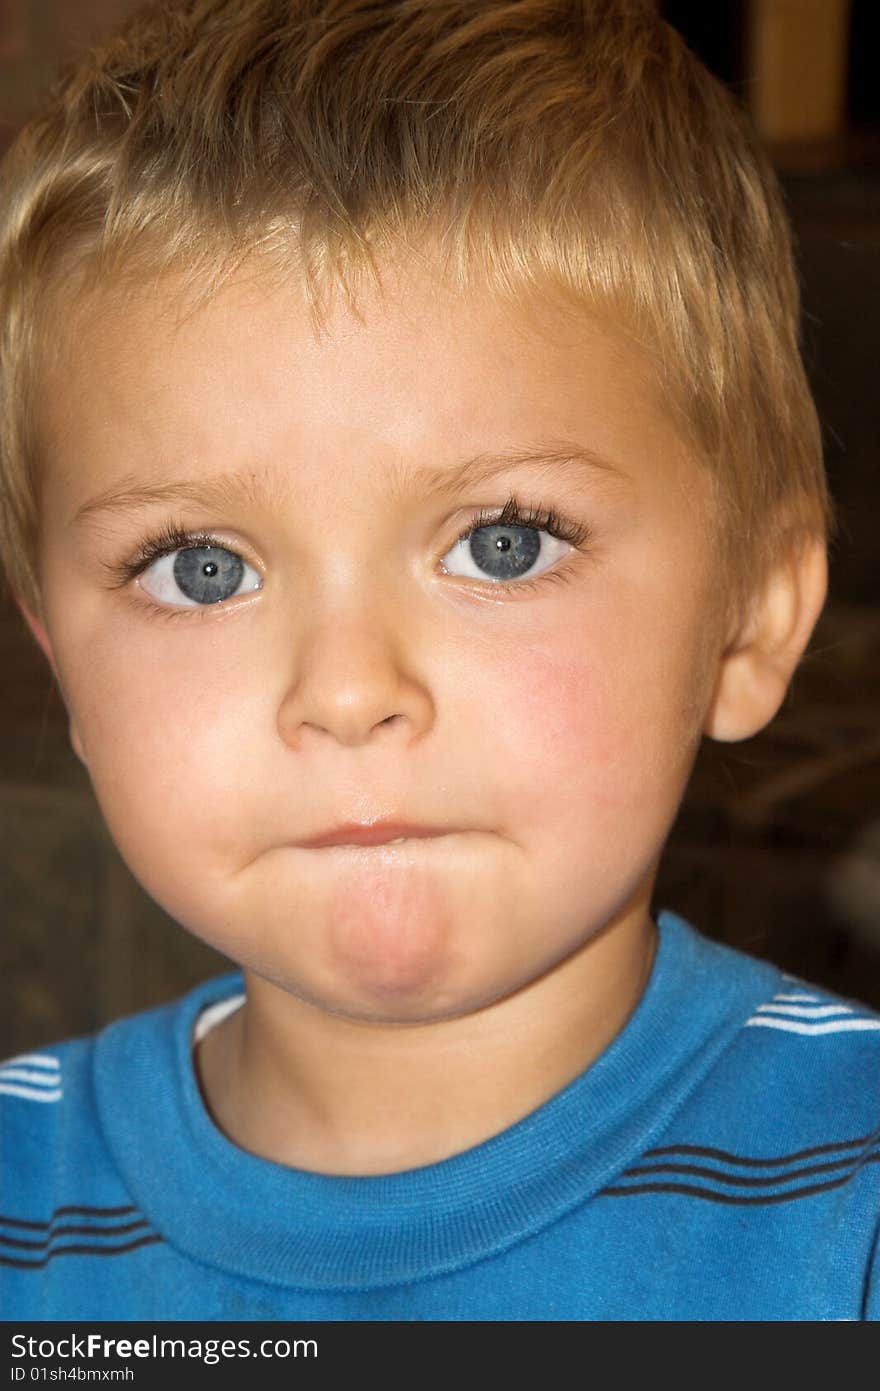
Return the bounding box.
[297,824,453,850]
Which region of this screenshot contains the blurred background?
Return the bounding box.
[0,0,878,1056]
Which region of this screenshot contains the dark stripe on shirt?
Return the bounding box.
[0,1204,140,1232]
[643,1128,880,1168]
[1,1219,152,1252]
[601,1151,880,1205]
[621,1143,880,1188]
[0,1233,163,1269]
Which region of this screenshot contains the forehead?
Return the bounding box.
[36,253,706,523]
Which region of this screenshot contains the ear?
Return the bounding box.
[16,599,89,766]
[703,536,828,743]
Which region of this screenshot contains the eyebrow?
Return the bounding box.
[71,443,629,527]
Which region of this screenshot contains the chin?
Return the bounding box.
[287,936,520,1028]
[315,856,474,1011]
[318,936,472,1024]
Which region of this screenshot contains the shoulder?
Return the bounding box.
[0,970,244,1152]
[645,923,880,1210]
[721,965,880,1125]
[0,972,243,1276]
[0,1033,93,1160]
[656,913,880,1121]
[0,1030,132,1282]
[610,918,880,1313]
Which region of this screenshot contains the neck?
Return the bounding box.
[195,905,657,1177]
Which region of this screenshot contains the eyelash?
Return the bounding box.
[104,495,593,619]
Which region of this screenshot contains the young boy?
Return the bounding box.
[0,0,877,1321]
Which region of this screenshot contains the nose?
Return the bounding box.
[276,609,435,750]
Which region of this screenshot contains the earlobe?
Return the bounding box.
[15,598,89,767]
[703,536,828,744]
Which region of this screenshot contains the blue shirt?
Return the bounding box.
[2,911,878,1320]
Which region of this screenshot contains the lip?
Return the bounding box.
[297,821,454,850]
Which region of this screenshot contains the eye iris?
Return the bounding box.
[469,525,540,580]
[173,546,244,604]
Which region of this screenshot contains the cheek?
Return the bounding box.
[469,631,623,828]
[473,609,698,846]
[62,628,258,868]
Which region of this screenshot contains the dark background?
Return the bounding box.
[1,0,878,1056]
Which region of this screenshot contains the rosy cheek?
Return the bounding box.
[516,657,598,763]
[466,637,618,826]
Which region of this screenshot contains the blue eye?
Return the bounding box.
[139,543,261,608]
[442,501,590,586]
[445,522,547,583]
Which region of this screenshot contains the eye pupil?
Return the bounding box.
[496,536,511,553]
[202,562,219,577]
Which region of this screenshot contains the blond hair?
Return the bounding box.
[0,0,833,625]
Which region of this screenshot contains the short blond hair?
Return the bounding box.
[0,0,833,626]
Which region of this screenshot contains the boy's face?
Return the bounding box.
[32,253,722,1024]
